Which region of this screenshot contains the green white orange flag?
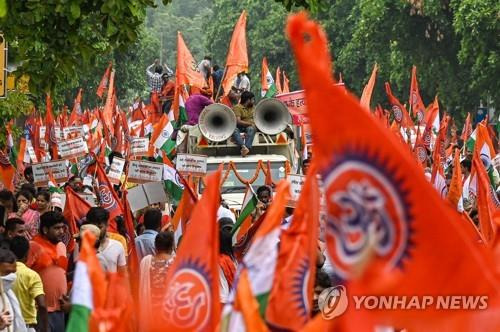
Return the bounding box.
[162,153,184,201]
[221,11,248,96]
[261,57,277,98]
[287,12,500,330]
[150,113,174,150]
[66,231,106,332]
[176,31,206,88]
[360,63,378,111]
[220,269,269,332]
[231,185,258,243]
[266,168,320,330]
[241,181,289,316]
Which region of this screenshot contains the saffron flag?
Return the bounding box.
[422,96,440,149]
[275,66,282,94]
[461,112,472,143]
[69,88,83,126]
[409,65,426,123]
[45,93,58,157]
[153,169,221,332]
[221,11,248,96]
[447,149,464,212]
[96,62,112,99]
[385,82,414,129]
[282,71,290,93]
[266,170,320,330]
[95,161,121,232]
[101,70,115,135]
[360,63,378,110]
[63,186,92,237]
[287,12,500,330]
[260,57,277,98]
[66,231,107,332]
[176,32,206,89]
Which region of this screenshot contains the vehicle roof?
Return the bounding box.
[206,154,288,164]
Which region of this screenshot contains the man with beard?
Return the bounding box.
[232,91,257,157]
[27,211,68,332]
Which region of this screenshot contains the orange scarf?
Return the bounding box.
[219,254,236,288]
[30,235,68,271]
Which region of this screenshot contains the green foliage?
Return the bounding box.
[0,0,172,97]
[0,91,33,146]
[204,0,498,119]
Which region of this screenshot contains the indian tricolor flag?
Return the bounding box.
[241,181,289,316]
[66,231,106,332]
[151,114,174,150]
[231,185,258,243]
[162,155,184,201]
[172,86,188,127]
[48,172,64,194]
[261,57,277,98]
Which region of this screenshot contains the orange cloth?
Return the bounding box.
[28,235,67,312]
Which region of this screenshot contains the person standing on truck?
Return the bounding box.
[232,91,257,157]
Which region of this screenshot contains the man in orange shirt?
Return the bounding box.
[28,211,68,332]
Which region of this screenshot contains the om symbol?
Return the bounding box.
[98,184,115,210]
[391,105,403,123]
[162,268,210,329]
[329,180,395,259]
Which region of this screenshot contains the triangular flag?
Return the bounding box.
[409,65,426,123]
[221,11,248,96]
[176,32,206,89]
[360,63,378,110]
[96,62,112,99]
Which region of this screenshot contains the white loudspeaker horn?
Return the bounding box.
[198,103,237,142]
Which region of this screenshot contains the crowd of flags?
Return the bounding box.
[0,8,498,332]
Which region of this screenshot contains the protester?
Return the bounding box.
[185,88,213,126]
[197,55,212,82]
[35,191,51,215]
[10,236,48,332]
[160,72,175,113]
[0,248,27,332]
[233,71,250,92]
[66,176,84,193]
[146,59,164,93]
[28,211,68,332]
[217,198,236,223]
[23,167,34,185]
[3,218,26,241]
[85,207,127,274]
[135,208,162,261]
[108,216,129,257]
[211,64,224,97]
[10,191,39,240]
[232,91,257,157]
[218,222,236,305]
[311,269,332,317]
[0,190,16,221]
[139,231,175,328]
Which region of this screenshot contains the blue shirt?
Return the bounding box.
[135,229,158,261]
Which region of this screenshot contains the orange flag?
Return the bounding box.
[68,88,83,126]
[101,70,115,135]
[473,150,499,247]
[45,93,58,157]
[422,96,440,149]
[275,66,282,94]
[0,150,15,191]
[287,12,500,330]
[266,167,320,330]
[385,82,414,129]
[360,63,378,110]
[461,112,472,142]
[63,186,92,236]
[409,65,426,123]
[447,149,464,211]
[282,70,290,93]
[176,31,206,89]
[95,161,122,232]
[96,62,112,99]
[221,11,248,96]
[413,126,427,167]
[151,169,221,331]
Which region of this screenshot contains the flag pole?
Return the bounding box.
[214,66,228,102]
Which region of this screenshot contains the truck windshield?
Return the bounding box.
[200,161,287,194]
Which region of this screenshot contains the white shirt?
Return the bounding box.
[217,205,236,223]
[234,74,250,91]
[98,238,127,273]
